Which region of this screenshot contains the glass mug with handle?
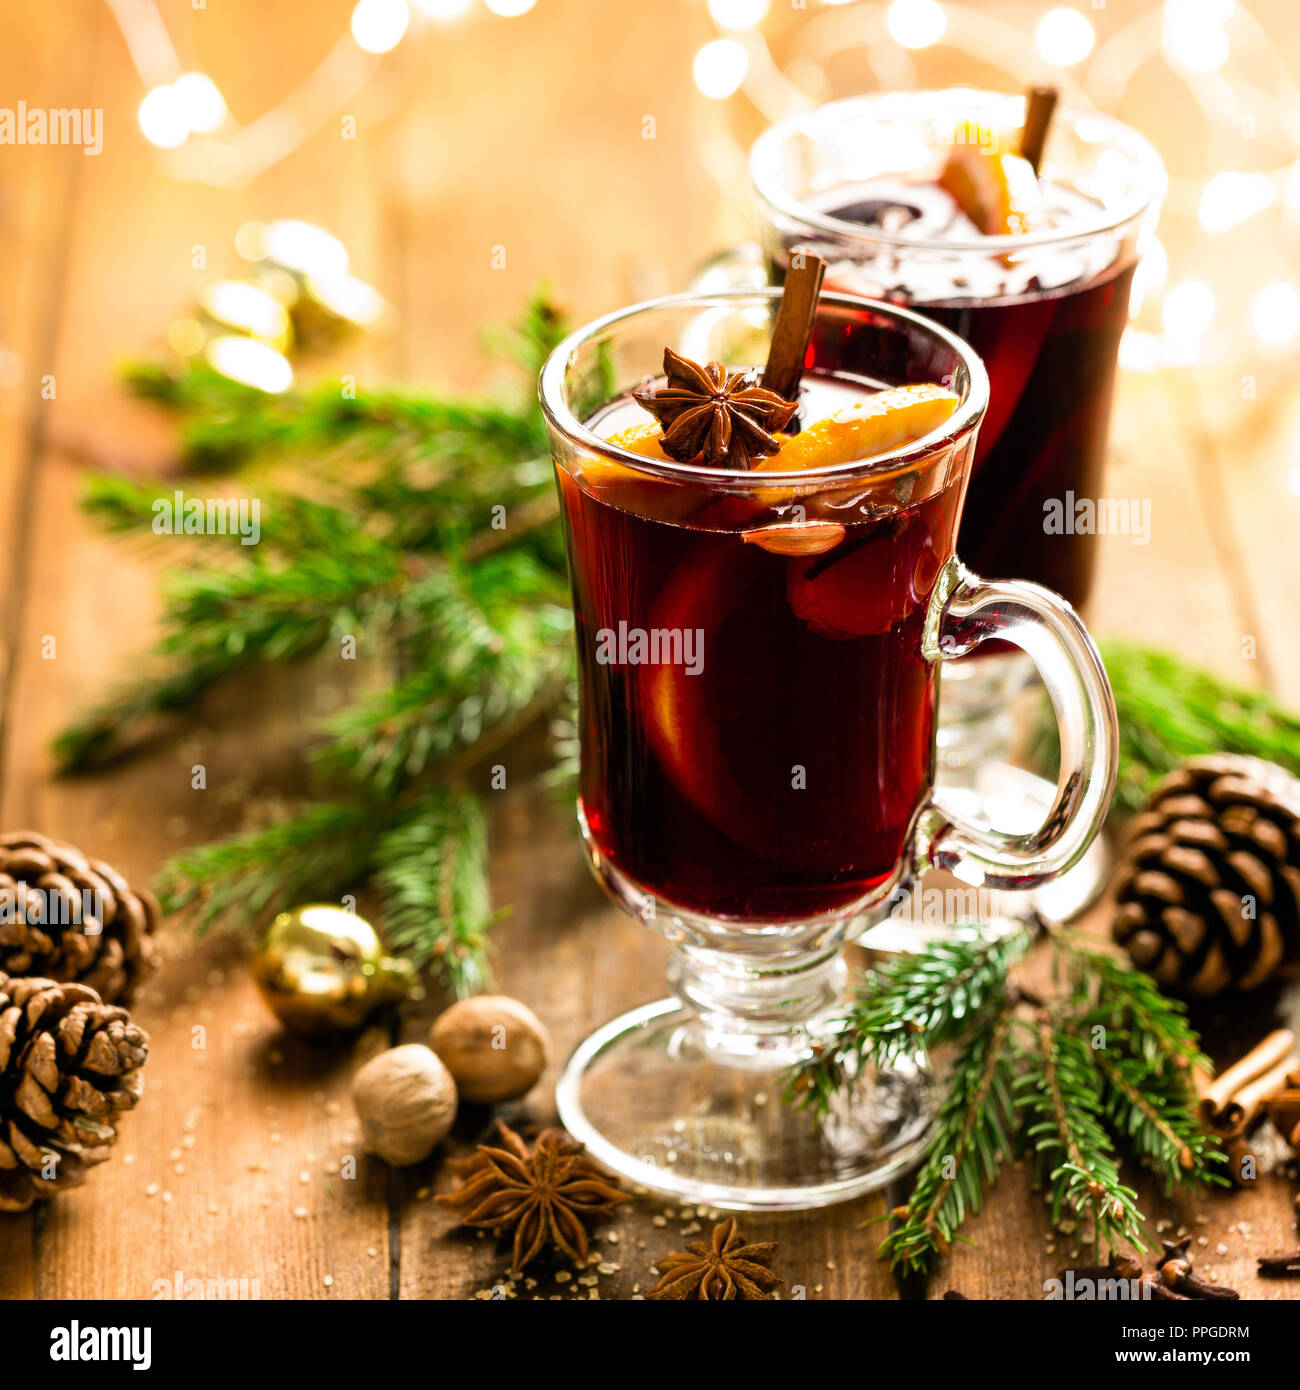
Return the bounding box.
[749,89,1165,917]
[540,287,1117,1209]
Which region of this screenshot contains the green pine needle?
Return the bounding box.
[793,927,1224,1277]
[788,926,1029,1113]
[876,1002,1019,1276]
[155,800,381,932]
[1015,1018,1147,1259]
[1033,639,1300,816]
[372,787,495,997]
[58,291,570,990]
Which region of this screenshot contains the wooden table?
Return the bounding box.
[1,0,1297,1302]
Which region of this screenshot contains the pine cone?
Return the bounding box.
[0,971,148,1212]
[0,831,160,1005]
[1112,755,1300,997]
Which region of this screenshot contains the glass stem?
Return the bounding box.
[666,944,846,1064]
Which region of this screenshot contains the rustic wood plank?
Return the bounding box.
[0,0,104,1302]
[0,0,395,1298]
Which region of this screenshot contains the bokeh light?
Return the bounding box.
[694,39,749,100]
[1035,8,1095,66]
[1251,282,1300,344]
[1163,0,1231,72]
[198,280,291,343]
[708,0,769,28]
[1197,171,1275,234]
[887,0,946,50]
[172,73,227,134]
[307,274,393,329]
[351,0,410,54]
[207,336,294,393]
[138,85,189,149]
[1162,280,1216,340]
[484,0,537,15]
[262,221,350,278]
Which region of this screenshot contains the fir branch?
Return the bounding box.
[59,290,564,993]
[372,787,494,997]
[154,800,381,932]
[1032,640,1300,816]
[54,540,400,771]
[123,366,546,475]
[1092,1046,1225,1192]
[1056,932,1209,1076]
[313,553,571,793]
[788,927,1027,1114]
[876,1003,1019,1276]
[1015,1019,1146,1259]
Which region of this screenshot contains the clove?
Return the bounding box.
[1156,1238,1240,1301]
[1256,1250,1300,1278]
[1139,1272,1192,1301]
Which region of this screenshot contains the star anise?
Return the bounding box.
[632,347,797,469]
[436,1120,629,1272]
[646,1218,783,1300]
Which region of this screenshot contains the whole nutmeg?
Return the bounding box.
[352,1044,457,1166]
[429,995,550,1104]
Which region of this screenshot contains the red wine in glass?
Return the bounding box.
[557,372,966,923]
[774,177,1135,610]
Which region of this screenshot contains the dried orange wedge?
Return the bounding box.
[577,422,671,485]
[939,121,1043,237]
[755,384,960,476]
[570,423,701,524]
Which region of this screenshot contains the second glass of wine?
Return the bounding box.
[751,89,1165,916]
[540,287,1117,1208]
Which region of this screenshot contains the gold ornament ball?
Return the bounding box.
[252,904,414,1037]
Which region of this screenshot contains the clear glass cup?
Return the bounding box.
[750,89,1164,915]
[540,287,1117,1209]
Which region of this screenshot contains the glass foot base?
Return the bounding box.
[937,760,1112,921]
[555,998,935,1211]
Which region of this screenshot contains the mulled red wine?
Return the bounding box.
[556,375,966,922]
[771,178,1135,608]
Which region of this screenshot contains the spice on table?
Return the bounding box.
[436,1120,628,1273]
[1195,1028,1300,1186]
[1156,1237,1240,1300]
[646,1218,783,1300]
[1256,1249,1300,1277]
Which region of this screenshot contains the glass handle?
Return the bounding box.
[913,560,1118,890]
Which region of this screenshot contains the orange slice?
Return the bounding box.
[938,120,1043,237]
[577,421,671,485]
[570,423,700,524]
[755,384,960,476]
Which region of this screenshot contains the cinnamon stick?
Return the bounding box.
[1229,1054,1300,1128]
[1200,1029,1295,1120]
[762,251,826,403]
[1019,85,1059,175]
